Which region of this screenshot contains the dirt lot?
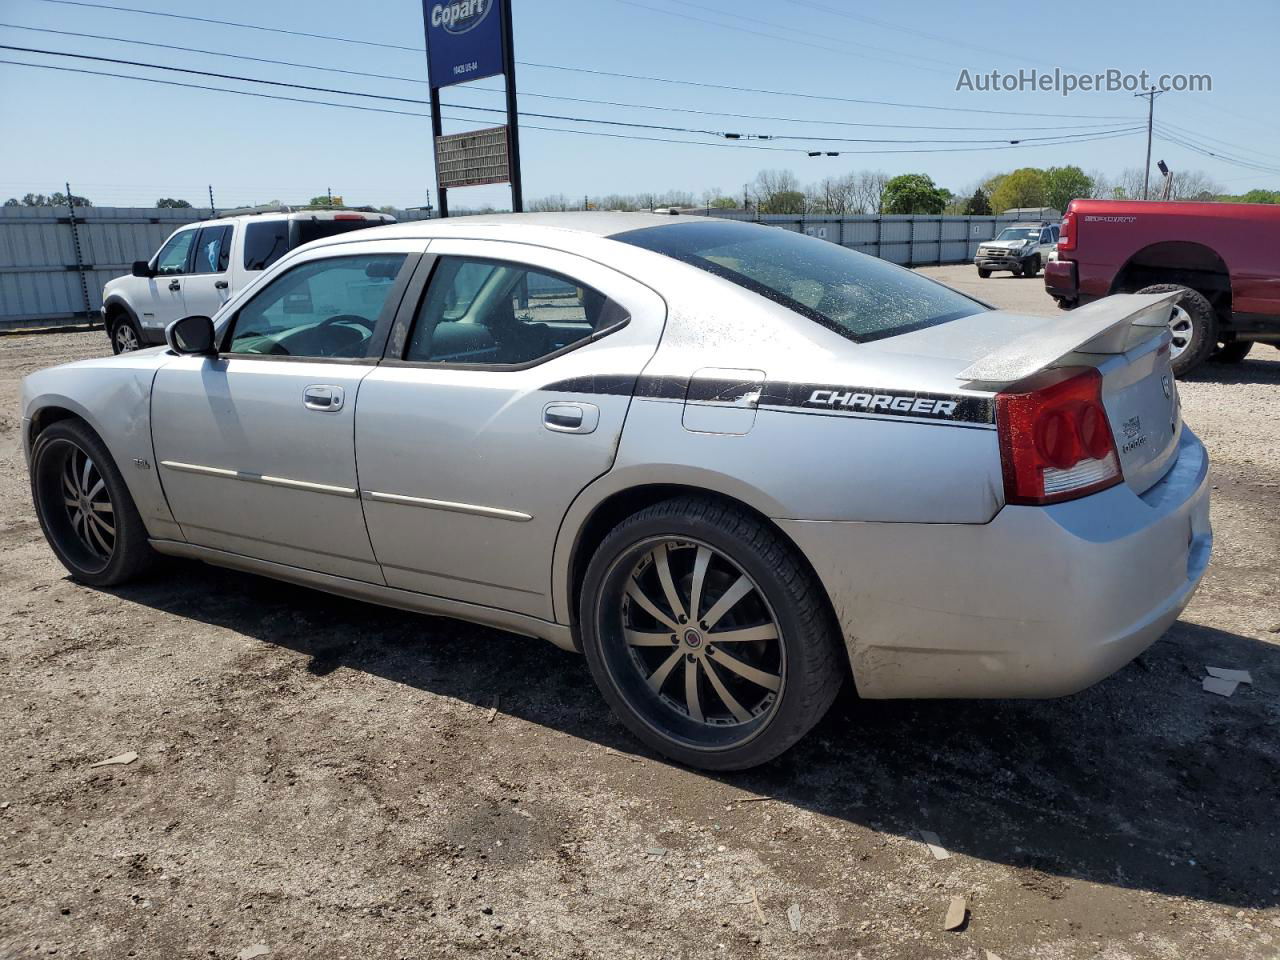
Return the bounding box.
[2,278,1279,960]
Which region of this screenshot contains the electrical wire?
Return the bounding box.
[0,22,1139,132]
[0,57,1144,157]
[20,0,1138,121]
[0,45,1140,145]
[1154,127,1280,177]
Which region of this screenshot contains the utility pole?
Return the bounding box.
[327,186,333,206]
[1135,89,1163,200]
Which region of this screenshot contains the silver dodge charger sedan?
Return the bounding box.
[21,214,1212,770]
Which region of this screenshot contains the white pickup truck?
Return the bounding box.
[102,209,394,352]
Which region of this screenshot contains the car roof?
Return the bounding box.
[309,211,697,247]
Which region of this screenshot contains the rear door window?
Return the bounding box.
[193,225,232,274]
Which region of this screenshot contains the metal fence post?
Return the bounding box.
[64,183,94,327]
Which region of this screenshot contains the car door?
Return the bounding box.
[355,239,667,620]
[149,239,424,582]
[179,223,235,319]
[140,226,198,338]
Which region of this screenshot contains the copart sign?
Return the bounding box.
[424,0,504,89]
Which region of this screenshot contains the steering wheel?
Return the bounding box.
[316,313,374,335]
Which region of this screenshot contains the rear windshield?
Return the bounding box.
[614,220,984,342]
[294,217,385,247]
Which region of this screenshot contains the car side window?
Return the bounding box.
[193,225,232,274]
[225,254,407,359]
[1051,225,1060,242]
[403,256,628,366]
[243,221,290,272]
[1040,229,1053,244]
[154,229,196,275]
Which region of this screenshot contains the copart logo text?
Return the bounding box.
[431,0,492,33]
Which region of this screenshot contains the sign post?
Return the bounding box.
[422,0,523,217]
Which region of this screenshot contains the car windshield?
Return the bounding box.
[996,228,1040,242]
[614,219,984,342]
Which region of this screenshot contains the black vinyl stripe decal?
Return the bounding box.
[540,375,993,424]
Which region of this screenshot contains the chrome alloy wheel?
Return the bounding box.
[114,323,140,352]
[53,442,116,567]
[1168,305,1194,361]
[599,537,785,751]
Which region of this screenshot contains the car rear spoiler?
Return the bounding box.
[957,291,1179,386]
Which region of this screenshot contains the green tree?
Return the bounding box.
[760,189,806,214]
[710,196,738,209]
[989,167,1047,213]
[3,198,19,207]
[1043,166,1093,212]
[47,191,93,208]
[308,194,344,207]
[156,198,193,208]
[967,188,992,215]
[1236,188,1280,204]
[881,173,947,214]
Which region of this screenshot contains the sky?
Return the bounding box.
[1,0,1277,211]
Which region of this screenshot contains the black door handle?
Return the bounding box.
[168,280,180,291]
[214,280,228,290]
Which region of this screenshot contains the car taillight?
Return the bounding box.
[995,367,1121,506]
[1058,208,1076,251]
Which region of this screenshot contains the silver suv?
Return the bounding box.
[974,221,1059,279]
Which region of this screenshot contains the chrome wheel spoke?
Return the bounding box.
[626,580,680,633]
[87,478,105,500]
[652,544,687,623]
[89,510,115,537]
[708,647,780,692]
[708,623,778,644]
[80,457,94,497]
[62,472,78,499]
[625,628,675,647]
[702,658,752,723]
[647,649,684,692]
[684,657,703,722]
[91,501,113,514]
[700,574,753,631]
[87,518,112,555]
[687,546,710,623]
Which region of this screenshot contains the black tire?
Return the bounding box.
[30,419,154,586]
[109,312,143,354]
[578,496,844,771]
[1022,256,1040,278]
[977,268,992,279]
[1212,340,1253,363]
[1009,263,1023,277]
[1134,283,1216,377]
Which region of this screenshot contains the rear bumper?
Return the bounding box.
[1044,259,1078,300]
[777,427,1212,699]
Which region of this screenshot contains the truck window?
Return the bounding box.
[243,221,289,272]
[193,225,232,274]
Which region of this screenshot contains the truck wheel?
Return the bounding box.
[1009,263,1023,277]
[579,496,844,771]
[110,314,143,354]
[977,268,992,279]
[1212,340,1253,363]
[1134,284,1216,377]
[1022,257,1040,278]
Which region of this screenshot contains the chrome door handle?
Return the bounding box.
[303,384,345,412]
[544,402,599,434]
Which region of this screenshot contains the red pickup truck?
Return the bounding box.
[1045,198,1280,375]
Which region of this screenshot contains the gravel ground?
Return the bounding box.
[2,278,1278,960]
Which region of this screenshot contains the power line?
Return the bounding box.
[0,57,1144,157]
[1,45,1140,145]
[0,22,1135,132]
[609,0,959,74]
[1154,126,1280,177]
[20,0,1137,121]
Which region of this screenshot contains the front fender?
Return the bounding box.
[22,359,181,540]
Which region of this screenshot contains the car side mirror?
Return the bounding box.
[131,260,153,278]
[165,315,216,355]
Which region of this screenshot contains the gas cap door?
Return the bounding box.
[682,367,765,435]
